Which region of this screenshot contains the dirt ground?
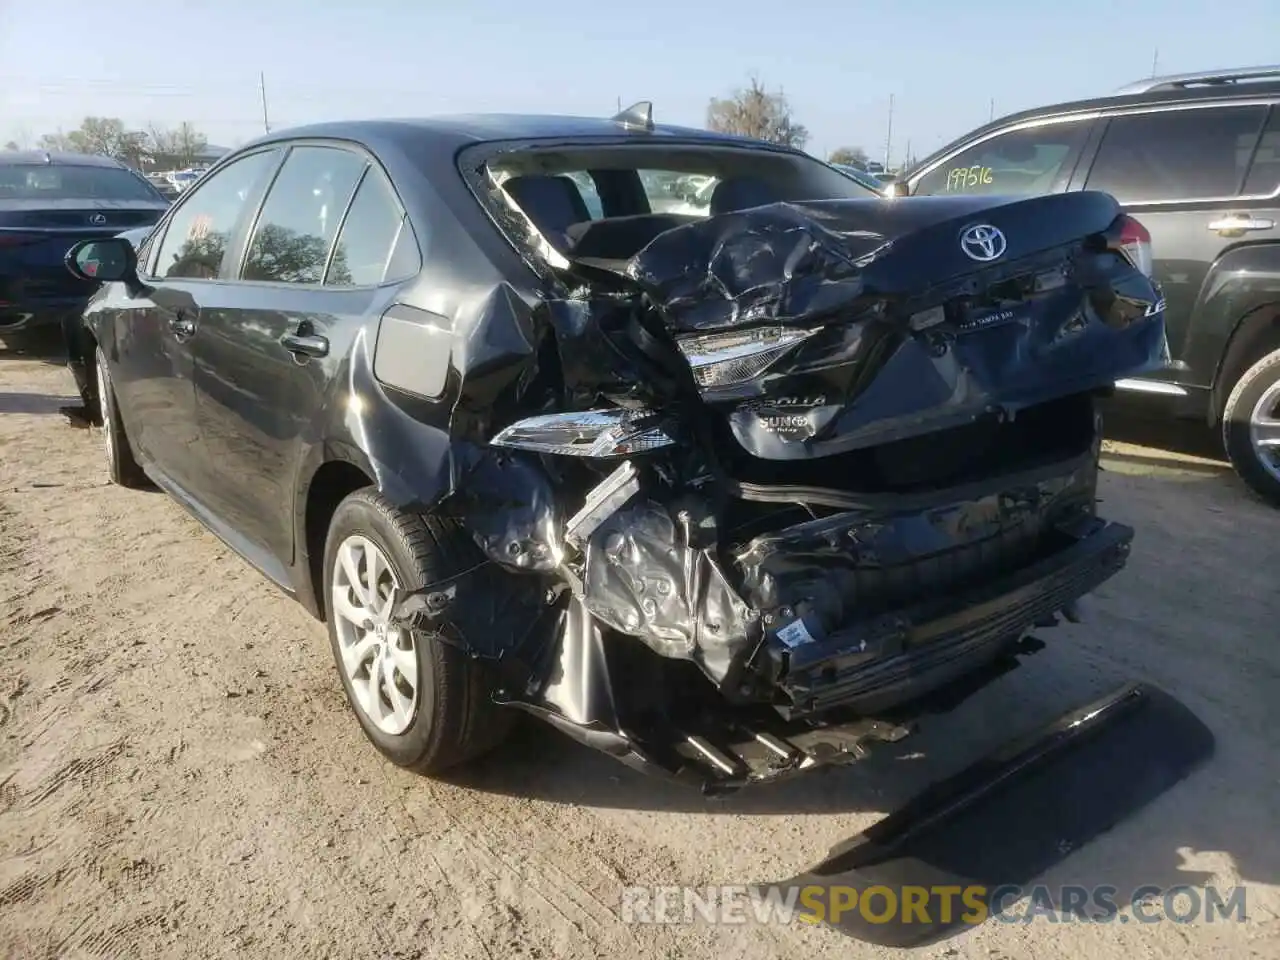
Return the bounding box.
[1,336,1278,960]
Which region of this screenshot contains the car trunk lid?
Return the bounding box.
[566,190,1166,461]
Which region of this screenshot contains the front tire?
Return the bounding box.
[95,347,148,489]
[1222,348,1280,507]
[322,489,513,774]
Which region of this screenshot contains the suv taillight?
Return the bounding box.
[1113,214,1154,278]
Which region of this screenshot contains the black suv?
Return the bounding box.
[892,65,1280,505]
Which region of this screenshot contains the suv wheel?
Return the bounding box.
[1222,348,1280,507]
[95,347,149,488]
[322,489,513,773]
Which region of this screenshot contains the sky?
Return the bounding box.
[1,0,1278,167]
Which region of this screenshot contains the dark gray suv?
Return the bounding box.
[892,65,1280,505]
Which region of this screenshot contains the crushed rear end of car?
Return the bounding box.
[390,174,1168,792]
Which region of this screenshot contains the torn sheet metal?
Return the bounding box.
[580,498,757,686]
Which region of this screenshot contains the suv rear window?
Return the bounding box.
[1084,105,1268,203]
[0,163,163,202]
[468,144,878,264]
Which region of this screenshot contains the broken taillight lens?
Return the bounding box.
[676,326,821,388]
[1112,214,1154,278]
[490,408,675,457]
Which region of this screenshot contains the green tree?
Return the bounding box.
[58,117,150,166]
[706,76,809,149]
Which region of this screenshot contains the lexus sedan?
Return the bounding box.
[1,150,168,337]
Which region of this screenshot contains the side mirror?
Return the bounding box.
[884,180,910,199]
[65,236,139,285]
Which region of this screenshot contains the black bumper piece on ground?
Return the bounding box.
[763,682,1215,946]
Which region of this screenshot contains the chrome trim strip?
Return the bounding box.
[1114,378,1189,397]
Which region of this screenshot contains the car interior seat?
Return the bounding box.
[501,175,593,251]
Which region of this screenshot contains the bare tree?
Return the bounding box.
[3,126,34,151]
[828,146,869,168]
[706,75,809,149]
[148,121,208,168]
[38,130,76,152]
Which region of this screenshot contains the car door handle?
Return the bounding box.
[1208,215,1275,235]
[280,332,329,359]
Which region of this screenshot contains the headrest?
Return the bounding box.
[709,177,781,215]
[501,175,592,237]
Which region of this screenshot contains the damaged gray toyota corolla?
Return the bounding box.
[67,110,1167,794]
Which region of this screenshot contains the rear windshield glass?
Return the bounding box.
[0,164,164,202]
[465,143,880,264]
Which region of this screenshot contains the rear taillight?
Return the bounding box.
[1112,214,1153,278]
[0,232,44,248]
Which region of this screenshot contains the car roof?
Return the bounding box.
[237,114,789,154]
[0,150,131,169]
[905,76,1280,180]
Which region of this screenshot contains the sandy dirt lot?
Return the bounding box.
[1,338,1278,959]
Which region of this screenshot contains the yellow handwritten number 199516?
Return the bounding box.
[945,166,995,191]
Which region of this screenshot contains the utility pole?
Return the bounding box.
[989,98,995,122]
[1151,48,1159,78]
[617,96,622,112]
[259,71,271,134]
[883,93,894,171]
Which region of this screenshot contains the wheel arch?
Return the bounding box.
[294,437,455,621]
[298,455,378,621]
[1210,302,1280,425]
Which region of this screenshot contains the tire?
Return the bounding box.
[322,488,513,774]
[95,347,149,489]
[1222,348,1280,507]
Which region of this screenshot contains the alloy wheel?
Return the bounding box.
[330,535,419,735]
[1249,380,1280,484]
[96,356,114,464]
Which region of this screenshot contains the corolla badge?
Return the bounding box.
[959,223,1007,262]
[88,213,107,225]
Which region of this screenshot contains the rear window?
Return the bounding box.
[0,163,164,202]
[1084,106,1268,203]
[465,143,879,264]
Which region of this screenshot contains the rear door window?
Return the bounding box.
[241,145,368,284]
[325,168,420,287]
[913,121,1090,197]
[1084,105,1268,203]
[1242,107,1280,197]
